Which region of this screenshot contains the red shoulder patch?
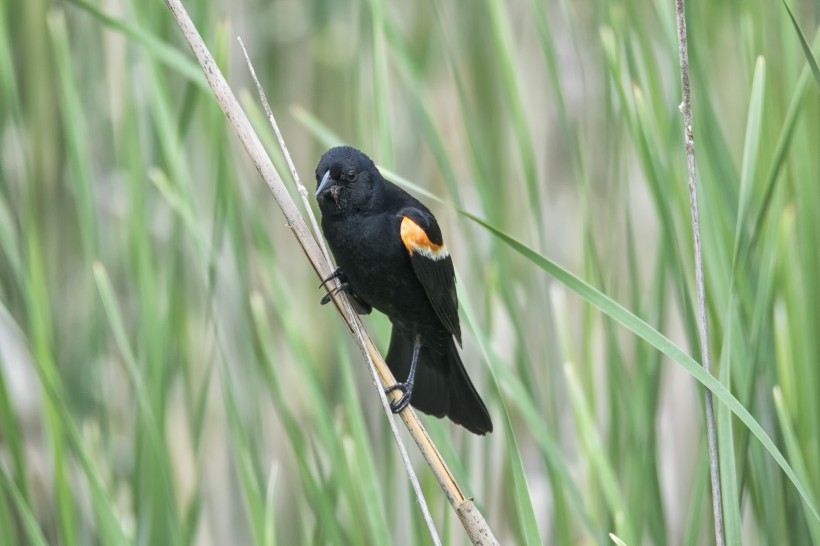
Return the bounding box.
[400,216,449,261]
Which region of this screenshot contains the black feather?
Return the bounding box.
[408,253,461,344]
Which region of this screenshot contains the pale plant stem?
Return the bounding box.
[674,0,725,544]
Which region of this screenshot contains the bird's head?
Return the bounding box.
[315,146,382,214]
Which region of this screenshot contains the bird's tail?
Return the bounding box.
[385,327,493,435]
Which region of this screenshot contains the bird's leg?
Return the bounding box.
[384,334,421,413]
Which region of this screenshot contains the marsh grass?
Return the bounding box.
[0,0,818,544]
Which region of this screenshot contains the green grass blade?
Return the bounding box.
[609,532,629,546]
[483,0,542,237]
[0,467,49,546]
[459,286,542,545]
[64,0,207,90]
[773,387,820,544]
[564,362,630,542]
[781,0,820,86]
[47,10,98,261]
[744,29,820,258]
[717,302,742,546]
[263,462,279,546]
[735,56,766,254]
[366,0,393,166]
[0,308,29,509]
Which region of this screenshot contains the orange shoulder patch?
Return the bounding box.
[400,216,449,261]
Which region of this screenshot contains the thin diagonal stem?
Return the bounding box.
[674,0,725,544]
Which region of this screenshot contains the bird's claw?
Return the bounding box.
[385,382,413,413]
[320,282,349,305]
[319,267,343,289]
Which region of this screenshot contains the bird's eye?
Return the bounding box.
[344,169,357,182]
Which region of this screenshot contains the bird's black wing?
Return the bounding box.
[397,207,462,345]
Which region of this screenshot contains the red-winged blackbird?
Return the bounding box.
[315,146,493,435]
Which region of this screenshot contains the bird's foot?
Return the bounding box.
[319,267,344,289]
[384,382,413,413]
[320,282,350,305]
[319,267,348,305]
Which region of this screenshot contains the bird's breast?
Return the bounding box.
[322,213,437,325]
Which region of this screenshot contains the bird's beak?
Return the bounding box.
[316,170,332,198]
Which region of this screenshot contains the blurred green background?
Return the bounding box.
[0,0,818,544]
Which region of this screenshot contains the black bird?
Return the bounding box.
[315,146,493,435]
